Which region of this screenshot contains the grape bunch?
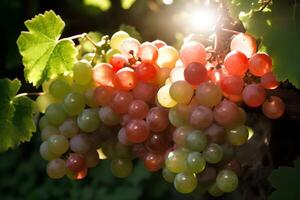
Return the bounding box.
[36,30,285,196]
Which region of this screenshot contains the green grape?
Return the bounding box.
[110,31,130,50]
[49,78,71,101]
[63,92,85,116]
[226,125,249,146]
[40,141,59,161]
[207,182,224,197]
[216,169,238,192]
[71,82,90,94]
[203,144,223,164]
[169,107,188,127]
[36,94,57,113]
[59,118,79,138]
[169,80,194,104]
[186,152,206,173]
[45,104,67,126]
[77,108,101,132]
[46,158,66,179]
[84,88,98,108]
[186,130,207,152]
[114,142,133,159]
[82,53,102,63]
[48,135,69,155]
[39,116,50,130]
[174,172,198,194]
[105,48,120,62]
[41,126,60,141]
[110,158,133,178]
[99,106,120,126]
[162,167,176,183]
[73,60,93,85]
[165,149,188,173]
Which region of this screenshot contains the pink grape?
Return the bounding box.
[242,84,266,107]
[221,75,244,95]
[110,91,134,114]
[262,96,285,119]
[230,33,257,58]
[93,63,115,87]
[146,107,169,132]
[249,53,272,77]
[128,99,149,119]
[126,119,150,143]
[138,42,159,63]
[184,62,207,85]
[180,42,207,66]
[224,51,248,77]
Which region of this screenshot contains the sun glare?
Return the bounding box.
[190,9,217,32]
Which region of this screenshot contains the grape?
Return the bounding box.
[71,82,90,94]
[93,63,115,87]
[128,100,149,119]
[110,91,133,114]
[59,118,79,138]
[45,103,67,126]
[109,54,128,72]
[114,67,137,91]
[132,143,148,160]
[186,130,207,152]
[110,158,133,178]
[162,167,176,183]
[70,133,92,154]
[84,88,98,108]
[135,62,157,83]
[224,51,248,76]
[120,37,141,58]
[170,66,185,83]
[249,53,272,77]
[186,152,206,173]
[138,42,159,63]
[46,159,66,179]
[226,125,249,146]
[101,138,117,158]
[174,172,198,194]
[63,92,85,116]
[67,153,86,172]
[169,107,188,127]
[144,152,164,172]
[126,119,150,143]
[169,80,194,104]
[195,81,222,108]
[197,166,216,184]
[216,169,238,192]
[85,150,100,168]
[114,142,134,159]
[133,81,157,102]
[66,168,88,180]
[73,60,93,85]
[207,182,224,197]
[230,33,257,58]
[99,106,120,126]
[175,99,198,122]
[213,100,240,128]
[184,62,207,85]
[242,83,266,107]
[152,39,166,49]
[262,96,285,119]
[40,141,59,161]
[146,107,169,132]
[77,108,101,132]
[221,75,244,95]
[261,72,279,90]
[157,84,177,108]
[225,160,242,176]
[49,78,71,101]
[83,52,102,63]
[172,126,193,147]
[203,143,223,164]
[204,123,225,144]
[189,106,213,129]
[157,45,179,68]
[180,42,207,66]
[48,134,69,155]
[106,49,121,63]
[39,116,50,130]
[165,149,188,173]
[146,133,169,153]
[110,31,130,50]
[210,67,227,84]
[157,67,172,86]
[118,128,131,146]
[221,143,236,163]
[36,94,57,113]
[94,86,115,106]
[41,126,60,141]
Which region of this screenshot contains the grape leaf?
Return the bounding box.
[224,0,262,19]
[17,10,77,86]
[0,78,36,152]
[239,2,300,88]
[269,157,300,200]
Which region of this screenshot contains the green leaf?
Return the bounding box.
[121,0,136,9]
[269,157,300,200]
[0,78,36,152]
[84,0,111,11]
[119,24,142,42]
[239,1,300,88]
[17,10,77,86]
[224,0,262,19]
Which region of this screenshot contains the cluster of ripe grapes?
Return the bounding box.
[36,30,285,196]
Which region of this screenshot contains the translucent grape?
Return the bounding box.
[204,123,225,144]
[63,92,85,116]
[195,81,222,108]
[109,54,128,72]
[40,141,59,161]
[157,45,179,68]
[174,172,198,194]
[210,67,227,84]
[144,152,164,172]
[226,125,249,146]
[73,60,93,85]
[184,62,207,85]
[165,149,188,173]
[92,63,115,87]
[162,167,176,183]
[152,39,166,49]
[84,88,98,108]
[106,49,121,63]
[99,106,120,126]
[197,166,216,184]
[262,96,285,119]
[128,100,149,119]
[261,72,279,90]
[110,158,133,178]
[126,119,150,143]
[114,67,137,91]
[133,81,157,103]
[225,160,242,176]
[45,104,67,126]
[157,67,172,86]
[138,42,159,63]
[216,169,238,192]
[249,53,272,77]
[39,115,50,130]
[59,118,79,138]
[146,107,169,132]
[118,128,132,146]
[135,62,157,83]
[41,126,60,141]
[170,66,185,83]
[120,37,141,58]
[110,91,133,114]
[66,168,88,180]
[49,78,71,101]
[224,51,248,76]
[172,126,193,147]
[207,182,224,197]
[180,42,207,66]
[114,142,134,159]
[77,108,100,132]
[70,133,92,154]
[110,31,130,50]
[48,134,69,155]
[221,75,244,95]
[213,100,240,128]
[203,143,223,164]
[189,106,213,129]
[46,159,66,179]
[85,150,100,168]
[169,107,188,127]
[36,94,57,113]
[145,133,169,153]
[186,130,207,152]
[242,84,266,107]
[186,152,206,173]
[230,33,257,58]
[157,84,177,108]
[169,80,194,104]
[94,86,116,106]
[67,153,86,172]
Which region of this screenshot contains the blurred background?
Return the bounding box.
[1,0,300,199]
